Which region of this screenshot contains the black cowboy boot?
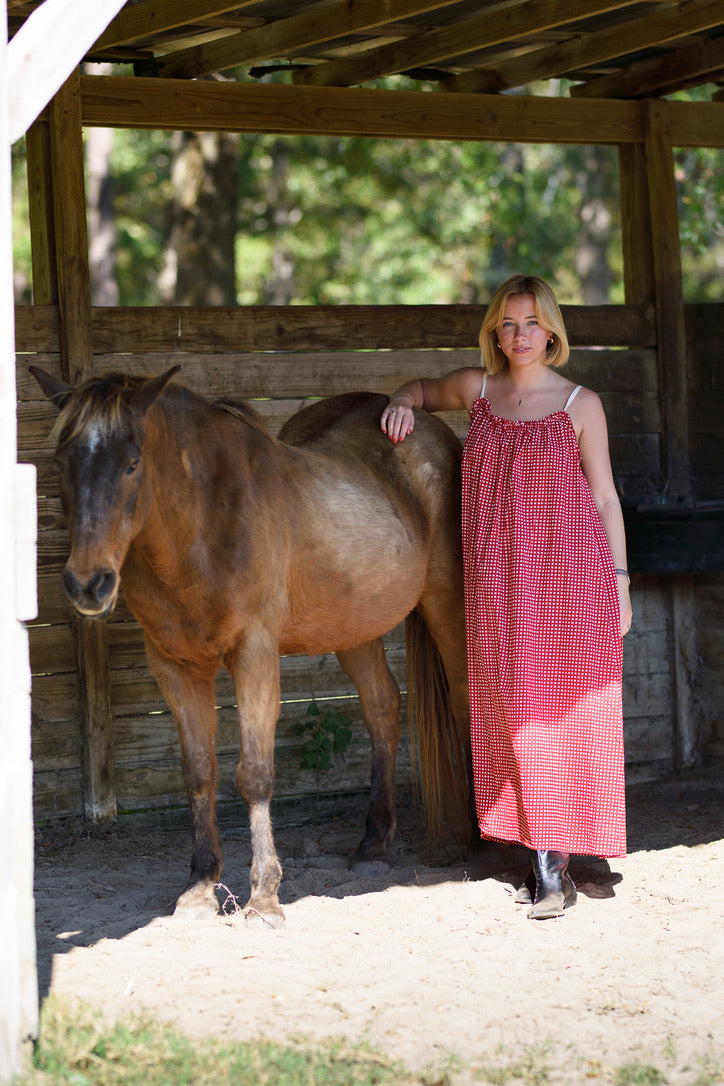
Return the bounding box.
[514,862,536,905]
[528,849,577,920]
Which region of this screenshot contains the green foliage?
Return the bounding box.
[16,996,724,1086]
[675,146,724,302]
[10,87,722,307]
[615,1063,668,1085]
[291,700,353,776]
[22,996,417,1086]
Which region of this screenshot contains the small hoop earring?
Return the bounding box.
[496,342,502,349]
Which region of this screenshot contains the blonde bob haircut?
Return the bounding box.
[479,274,570,375]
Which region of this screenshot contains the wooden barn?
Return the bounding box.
[11,1,724,834]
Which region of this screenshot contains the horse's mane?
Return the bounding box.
[53,373,272,446]
[52,372,148,446]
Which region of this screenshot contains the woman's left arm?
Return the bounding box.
[574,389,633,638]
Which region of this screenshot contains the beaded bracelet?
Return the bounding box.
[614,568,631,584]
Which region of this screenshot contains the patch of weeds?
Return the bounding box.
[615,1062,668,1086]
[291,700,353,809]
[19,996,422,1086]
[689,1053,724,1086]
[477,1044,552,1085]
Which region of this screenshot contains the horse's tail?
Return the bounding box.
[404,609,471,845]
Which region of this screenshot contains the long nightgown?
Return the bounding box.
[461,380,626,857]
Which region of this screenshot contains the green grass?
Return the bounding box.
[13,998,723,1086]
[16,997,431,1086]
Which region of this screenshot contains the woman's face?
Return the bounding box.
[496,293,552,369]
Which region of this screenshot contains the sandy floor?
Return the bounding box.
[33,768,724,1084]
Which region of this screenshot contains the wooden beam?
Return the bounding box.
[572,36,724,99]
[150,0,462,80]
[25,117,57,305]
[667,97,724,147]
[15,301,656,354]
[48,70,117,824]
[81,302,658,353]
[6,0,126,142]
[80,74,645,143]
[643,100,691,505]
[443,0,724,94]
[93,0,257,52]
[293,0,641,87]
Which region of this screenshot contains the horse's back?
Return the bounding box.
[279,391,462,479]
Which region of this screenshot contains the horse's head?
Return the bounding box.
[31,365,180,618]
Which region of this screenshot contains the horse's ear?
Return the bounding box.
[127,365,181,417]
[29,366,73,410]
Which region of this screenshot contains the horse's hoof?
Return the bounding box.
[174,880,219,918]
[243,904,285,929]
[350,858,390,877]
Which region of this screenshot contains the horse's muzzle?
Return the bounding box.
[63,565,119,618]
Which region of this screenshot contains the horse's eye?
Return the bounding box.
[126,457,140,476]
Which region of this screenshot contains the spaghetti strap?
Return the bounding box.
[564,384,582,411]
[481,374,488,398]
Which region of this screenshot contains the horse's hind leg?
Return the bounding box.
[144,638,223,916]
[336,638,400,872]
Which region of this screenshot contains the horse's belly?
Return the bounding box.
[281,532,427,656]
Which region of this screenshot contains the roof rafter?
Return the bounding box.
[572,33,724,97]
[93,0,257,53]
[150,0,462,80]
[442,0,724,93]
[292,0,641,87]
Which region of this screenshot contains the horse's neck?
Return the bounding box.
[135,402,274,574]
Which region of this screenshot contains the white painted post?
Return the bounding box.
[0,6,39,1080]
[0,4,137,1071]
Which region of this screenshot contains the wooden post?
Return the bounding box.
[642,100,691,507]
[1,10,39,1080]
[44,70,117,821]
[618,106,700,770]
[671,575,700,769]
[25,118,57,305]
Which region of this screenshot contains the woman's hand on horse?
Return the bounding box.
[381,399,415,443]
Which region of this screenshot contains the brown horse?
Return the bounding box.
[31,366,470,926]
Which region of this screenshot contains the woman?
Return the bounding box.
[381,275,632,920]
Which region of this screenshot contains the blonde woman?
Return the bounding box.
[381,275,631,920]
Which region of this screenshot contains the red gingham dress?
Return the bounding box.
[461,383,626,858]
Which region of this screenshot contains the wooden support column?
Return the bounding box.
[618,106,700,770]
[25,117,57,305]
[670,575,700,769]
[41,70,116,821]
[642,100,691,506]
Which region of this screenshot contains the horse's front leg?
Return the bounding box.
[336,638,400,872]
[225,629,284,928]
[144,637,222,915]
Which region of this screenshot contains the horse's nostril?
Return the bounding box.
[62,567,82,601]
[88,569,117,603]
[63,566,116,606]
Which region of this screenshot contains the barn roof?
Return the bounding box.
[8,0,724,100]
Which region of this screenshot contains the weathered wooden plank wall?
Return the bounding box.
[16,301,723,824]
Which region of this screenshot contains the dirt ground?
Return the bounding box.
[34,768,723,1084]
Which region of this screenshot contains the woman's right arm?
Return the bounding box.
[381,367,482,443]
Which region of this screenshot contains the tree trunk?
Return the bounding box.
[86,124,118,305]
[161,129,239,305]
[575,147,613,305]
